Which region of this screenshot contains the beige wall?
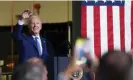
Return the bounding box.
[0,1,72,26]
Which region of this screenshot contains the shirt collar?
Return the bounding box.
[32,35,40,39]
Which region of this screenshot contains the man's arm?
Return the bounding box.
[12,20,24,41]
[12,10,32,41]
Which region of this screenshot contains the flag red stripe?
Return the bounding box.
[120,6,125,52]
[107,6,114,50]
[131,1,133,49]
[94,6,101,58]
[81,6,87,38]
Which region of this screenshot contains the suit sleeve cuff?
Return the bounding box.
[18,20,24,25]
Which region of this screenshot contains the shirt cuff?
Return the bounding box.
[18,20,24,25]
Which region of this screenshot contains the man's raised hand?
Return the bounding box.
[21,10,32,20]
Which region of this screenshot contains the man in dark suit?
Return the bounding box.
[12,10,54,80]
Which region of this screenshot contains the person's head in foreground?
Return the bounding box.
[97,50,132,80]
[126,64,133,80]
[12,58,47,80]
[27,57,44,65]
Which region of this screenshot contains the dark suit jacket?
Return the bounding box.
[12,24,55,80]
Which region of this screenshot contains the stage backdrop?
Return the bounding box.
[79,1,133,58]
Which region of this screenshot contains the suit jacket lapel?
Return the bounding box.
[41,38,45,54]
[26,34,39,53]
[41,37,48,56]
[26,34,48,56]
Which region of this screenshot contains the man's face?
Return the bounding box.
[29,16,42,35]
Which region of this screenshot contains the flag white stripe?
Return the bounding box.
[113,6,121,50]
[125,1,131,52]
[100,6,108,56]
[85,1,132,57]
[87,6,95,57]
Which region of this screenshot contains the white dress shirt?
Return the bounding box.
[32,35,43,55]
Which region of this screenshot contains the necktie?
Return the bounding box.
[35,37,42,56]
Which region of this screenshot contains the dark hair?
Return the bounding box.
[126,64,133,80]
[11,61,47,80]
[99,50,132,80]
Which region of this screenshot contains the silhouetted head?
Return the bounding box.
[99,50,132,80]
[12,60,47,80]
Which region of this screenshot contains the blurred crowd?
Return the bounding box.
[6,38,133,80]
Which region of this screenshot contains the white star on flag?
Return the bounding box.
[111,0,115,3]
[84,0,88,3]
[103,0,106,3]
[94,0,98,3]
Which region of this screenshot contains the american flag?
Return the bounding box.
[81,0,133,58]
